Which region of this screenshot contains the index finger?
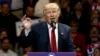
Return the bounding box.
[21,15,26,21]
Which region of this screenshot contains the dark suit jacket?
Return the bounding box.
[19,22,75,52]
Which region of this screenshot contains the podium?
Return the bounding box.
[28,52,76,56]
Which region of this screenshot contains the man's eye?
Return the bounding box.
[46,11,51,14]
[52,11,56,13]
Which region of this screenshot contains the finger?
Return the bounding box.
[23,19,32,25]
[26,18,32,21]
[21,15,26,21]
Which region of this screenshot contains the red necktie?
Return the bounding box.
[50,27,57,52]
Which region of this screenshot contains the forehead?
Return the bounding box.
[3,39,9,43]
[2,4,9,7]
[45,8,58,12]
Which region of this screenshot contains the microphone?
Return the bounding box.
[50,18,56,29]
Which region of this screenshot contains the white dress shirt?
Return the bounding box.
[0,49,17,56]
[47,23,58,51]
[24,22,59,50]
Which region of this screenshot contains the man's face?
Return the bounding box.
[91,10,99,19]
[74,2,82,10]
[26,7,34,17]
[90,27,99,42]
[44,8,60,24]
[1,39,10,51]
[71,24,78,33]
[0,31,7,39]
[1,4,9,15]
[94,48,100,56]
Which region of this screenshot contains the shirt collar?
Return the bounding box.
[1,49,10,53]
[47,23,58,29]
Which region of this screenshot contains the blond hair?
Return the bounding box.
[43,3,61,14]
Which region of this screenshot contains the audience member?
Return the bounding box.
[0,2,19,48]
[23,0,38,14]
[69,1,91,39]
[90,9,100,27]
[59,0,71,25]
[0,37,17,56]
[0,29,8,40]
[70,20,86,56]
[23,46,32,56]
[89,26,100,43]
[93,47,100,56]
[25,5,39,19]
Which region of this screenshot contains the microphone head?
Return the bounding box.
[51,18,56,29]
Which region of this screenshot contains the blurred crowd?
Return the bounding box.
[0,0,100,56]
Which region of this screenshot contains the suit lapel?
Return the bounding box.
[41,22,51,51]
[58,23,62,51]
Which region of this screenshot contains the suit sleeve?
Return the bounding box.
[66,28,75,52]
[18,28,35,48]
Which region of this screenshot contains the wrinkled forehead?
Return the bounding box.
[44,3,59,11]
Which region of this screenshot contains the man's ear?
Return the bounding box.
[58,13,61,17]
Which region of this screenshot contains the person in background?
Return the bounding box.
[0,28,8,49]
[89,26,100,43]
[90,9,100,26]
[59,0,71,25]
[93,47,100,56]
[0,37,17,56]
[86,26,100,56]
[23,0,38,14]
[0,2,19,48]
[82,0,93,16]
[70,20,86,56]
[0,0,11,7]
[0,29,8,40]
[23,46,32,56]
[69,1,91,44]
[25,5,39,19]
[15,5,39,56]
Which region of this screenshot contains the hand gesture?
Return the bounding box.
[21,15,32,31]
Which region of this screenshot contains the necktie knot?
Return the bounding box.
[51,27,55,32]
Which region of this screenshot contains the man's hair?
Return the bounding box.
[0,28,8,33]
[1,37,10,44]
[43,3,61,15]
[25,5,34,11]
[1,2,9,7]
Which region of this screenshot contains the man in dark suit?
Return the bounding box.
[19,3,75,52]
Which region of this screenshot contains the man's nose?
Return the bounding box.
[50,13,54,18]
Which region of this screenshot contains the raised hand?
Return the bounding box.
[21,15,32,31]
